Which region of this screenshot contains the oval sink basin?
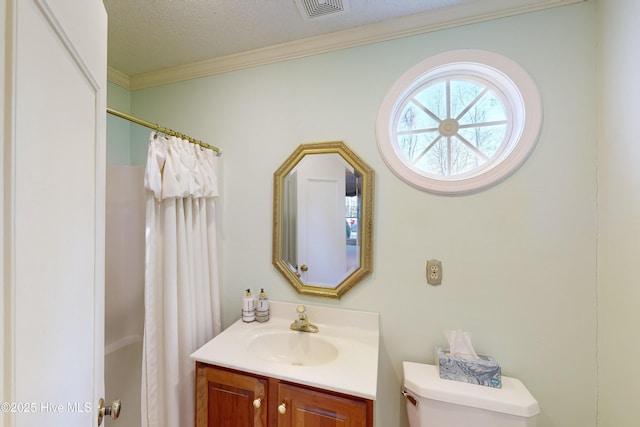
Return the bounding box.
[248,331,338,366]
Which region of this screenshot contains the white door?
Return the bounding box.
[1,0,107,426]
[305,177,344,285]
[296,154,347,287]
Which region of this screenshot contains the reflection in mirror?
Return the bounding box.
[282,171,298,270]
[273,142,374,299]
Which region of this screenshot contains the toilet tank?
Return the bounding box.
[402,361,539,427]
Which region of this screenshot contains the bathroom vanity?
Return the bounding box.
[191,301,379,427]
[195,363,372,426]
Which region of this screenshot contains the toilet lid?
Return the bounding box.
[402,362,540,417]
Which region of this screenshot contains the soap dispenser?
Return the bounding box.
[256,288,270,323]
[242,289,255,322]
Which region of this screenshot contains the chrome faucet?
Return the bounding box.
[290,305,319,333]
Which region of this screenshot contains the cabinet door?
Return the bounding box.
[196,363,268,427]
[276,382,371,427]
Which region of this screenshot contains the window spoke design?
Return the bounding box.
[456,133,490,162]
[455,87,489,121]
[396,78,507,177]
[376,50,542,194]
[412,134,443,165]
[458,120,508,129]
[412,98,443,124]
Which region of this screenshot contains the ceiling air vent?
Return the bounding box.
[295,0,349,21]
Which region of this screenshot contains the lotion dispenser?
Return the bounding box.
[256,288,270,322]
[242,289,255,322]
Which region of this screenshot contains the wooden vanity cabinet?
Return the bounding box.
[275,380,373,427]
[196,362,268,427]
[195,363,373,427]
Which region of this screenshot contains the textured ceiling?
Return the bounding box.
[104,0,469,76]
[103,0,581,80]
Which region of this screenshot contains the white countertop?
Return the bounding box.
[191,300,380,400]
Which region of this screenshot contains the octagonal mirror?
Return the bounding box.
[273,141,374,299]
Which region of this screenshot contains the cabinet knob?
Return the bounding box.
[253,398,262,409]
[278,402,287,414]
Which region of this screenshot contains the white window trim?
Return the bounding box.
[376,49,542,195]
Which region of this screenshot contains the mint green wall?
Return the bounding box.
[597,0,640,425]
[106,81,149,166]
[107,80,130,112]
[106,81,131,165]
[124,2,600,426]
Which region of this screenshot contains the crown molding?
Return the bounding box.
[107,0,584,91]
[107,66,130,90]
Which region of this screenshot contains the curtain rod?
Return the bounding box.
[106,107,221,155]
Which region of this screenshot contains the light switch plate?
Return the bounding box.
[426,259,442,285]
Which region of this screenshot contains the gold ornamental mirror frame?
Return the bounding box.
[272,141,374,299]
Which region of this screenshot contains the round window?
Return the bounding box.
[376,50,542,194]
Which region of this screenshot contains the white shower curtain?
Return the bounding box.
[141,132,222,427]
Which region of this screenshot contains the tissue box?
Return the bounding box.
[437,347,501,388]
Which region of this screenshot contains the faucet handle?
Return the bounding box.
[296,305,308,320]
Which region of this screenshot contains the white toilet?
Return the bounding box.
[402,361,540,427]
